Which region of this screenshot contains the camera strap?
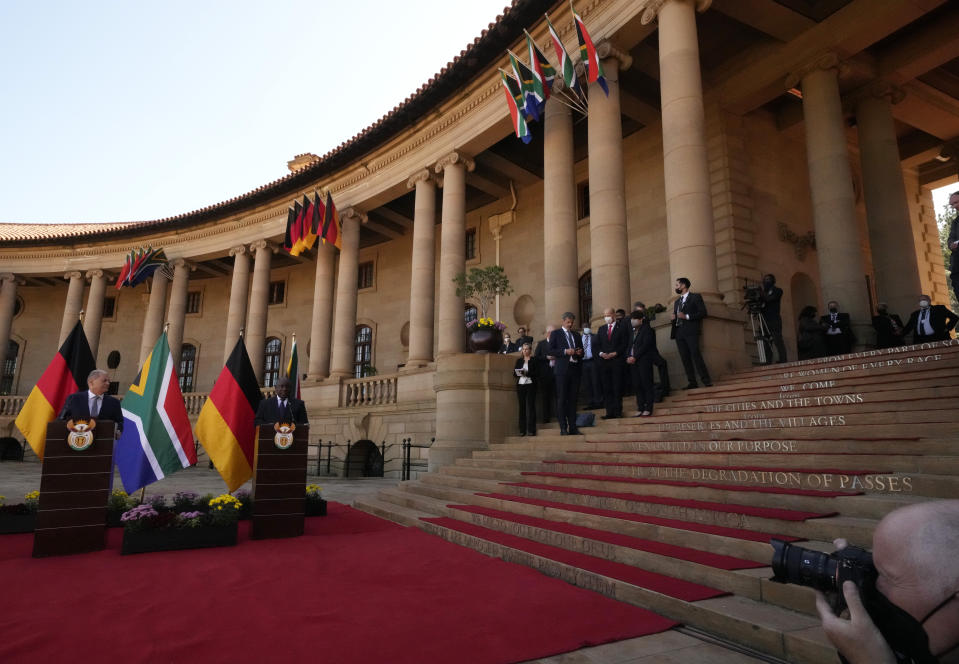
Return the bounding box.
[863,585,939,664]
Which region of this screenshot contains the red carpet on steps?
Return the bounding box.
[0,502,680,664]
[477,492,805,543]
[521,471,863,497]
[540,460,889,475]
[446,504,765,569]
[422,516,727,601]
[502,482,838,521]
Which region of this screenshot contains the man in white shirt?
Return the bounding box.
[902,295,958,344]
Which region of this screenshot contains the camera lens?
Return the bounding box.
[770,539,839,592]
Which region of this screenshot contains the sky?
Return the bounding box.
[0,0,513,224]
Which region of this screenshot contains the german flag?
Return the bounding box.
[321,191,341,251]
[15,321,96,459]
[195,336,262,491]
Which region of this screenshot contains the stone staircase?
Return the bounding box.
[355,341,959,663]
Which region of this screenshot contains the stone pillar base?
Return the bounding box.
[430,353,517,472]
[652,304,750,387]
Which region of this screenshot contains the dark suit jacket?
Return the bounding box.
[597,320,629,360]
[59,391,124,433]
[949,218,959,270]
[902,305,958,343]
[671,293,707,340]
[762,286,783,320]
[628,323,657,360]
[820,312,855,344]
[872,313,905,348]
[548,328,582,375]
[254,396,309,426]
[513,356,542,383]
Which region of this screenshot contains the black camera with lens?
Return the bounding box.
[770,539,938,664]
[742,280,766,314]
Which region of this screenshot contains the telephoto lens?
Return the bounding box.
[770,539,877,595]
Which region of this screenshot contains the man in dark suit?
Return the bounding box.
[59,369,124,434]
[548,312,583,435]
[820,300,855,355]
[946,191,959,305]
[255,377,309,426]
[596,306,628,419]
[634,301,670,398]
[626,310,657,416]
[671,277,712,389]
[580,324,603,409]
[901,295,958,344]
[514,326,533,349]
[872,302,906,349]
[760,274,788,364]
[534,325,555,423]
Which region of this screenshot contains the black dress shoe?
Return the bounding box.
[601,415,612,420]
[568,428,581,435]
[682,383,698,390]
[702,381,713,387]
[520,432,527,437]
[560,430,569,436]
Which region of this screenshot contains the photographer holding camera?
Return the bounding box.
[760,274,788,364]
[774,500,959,663]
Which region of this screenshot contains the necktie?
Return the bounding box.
[607,324,612,341]
[565,330,573,348]
[91,396,101,417]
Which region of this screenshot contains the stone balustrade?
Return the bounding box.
[0,394,26,417]
[341,374,399,408]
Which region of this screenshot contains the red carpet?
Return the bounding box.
[521,471,863,497]
[446,504,765,569]
[541,460,889,475]
[421,516,727,601]
[478,492,805,543]
[0,503,681,664]
[567,450,910,456]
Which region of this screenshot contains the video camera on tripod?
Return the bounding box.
[742,278,771,363]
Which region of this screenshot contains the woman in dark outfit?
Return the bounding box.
[626,310,657,416]
[797,305,828,360]
[514,342,539,436]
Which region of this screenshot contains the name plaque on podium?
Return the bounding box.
[251,423,308,539]
[33,419,115,557]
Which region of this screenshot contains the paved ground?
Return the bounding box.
[0,460,398,505]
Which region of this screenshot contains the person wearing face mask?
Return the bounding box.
[580,324,603,410]
[872,303,906,349]
[820,300,856,356]
[634,301,670,398]
[498,333,517,354]
[626,311,656,417]
[670,277,712,388]
[901,295,958,344]
[760,274,788,364]
[597,306,629,419]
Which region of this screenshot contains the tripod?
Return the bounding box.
[748,309,772,364]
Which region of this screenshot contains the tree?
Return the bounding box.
[937,201,958,311]
[453,265,514,320]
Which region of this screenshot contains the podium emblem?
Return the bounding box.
[66,419,96,451]
[273,422,295,450]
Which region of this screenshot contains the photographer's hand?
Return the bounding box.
[815,582,895,664]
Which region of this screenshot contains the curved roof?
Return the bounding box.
[2,0,555,246]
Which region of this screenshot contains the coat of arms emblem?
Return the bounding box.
[66,418,96,451]
[273,421,295,450]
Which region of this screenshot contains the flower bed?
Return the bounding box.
[0,492,38,534]
[120,494,241,555]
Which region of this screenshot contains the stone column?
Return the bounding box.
[224,245,251,363]
[246,240,275,384]
[166,258,193,368]
[59,271,85,345]
[83,269,108,360]
[140,273,169,366]
[588,46,633,322]
[653,0,719,298]
[790,54,870,335]
[406,169,438,367]
[307,241,336,379]
[853,82,921,317]
[543,92,579,325]
[435,152,474,357]
[328,208,365,379]
[0,274,18,371]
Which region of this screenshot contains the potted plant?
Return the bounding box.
[107,489,136,527]
[453,265,514,353]
[120,493,241,555]
[305,483,327,516]
[0,491,39,534]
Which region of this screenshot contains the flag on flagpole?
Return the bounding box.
[195,336,262,492]
[309,191,326,241]
[116,247,168,289]
[500,71,532,144]
[545,13,579,92]
[115,332,197,493]
[320,191,342,251]
[525,30,555,97]
[283,206,296,252]
[508,51,545,122]
[291,194,317,256]
[288,199,305,255]
[286,338,301,400]
[15,321,96,459]
[571,1,608,96]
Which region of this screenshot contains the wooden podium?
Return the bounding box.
[252,424,308,539]
[33,419,115,557]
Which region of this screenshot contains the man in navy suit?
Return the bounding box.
[59,369,124,434]
[255,377,309,426]
[901,295,958,344]
[596,306,628,419]
[671,277,712,389]
[548,312,583,436]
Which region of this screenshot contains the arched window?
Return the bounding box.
[579,270,592,327]
[353,325,373,378]
[178,344,197,392]
[1,339,18,395]
[464,304,478,324]
[263,337,282,387]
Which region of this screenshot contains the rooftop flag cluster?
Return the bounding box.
[116,246,168,289]
[284,190,341,256]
